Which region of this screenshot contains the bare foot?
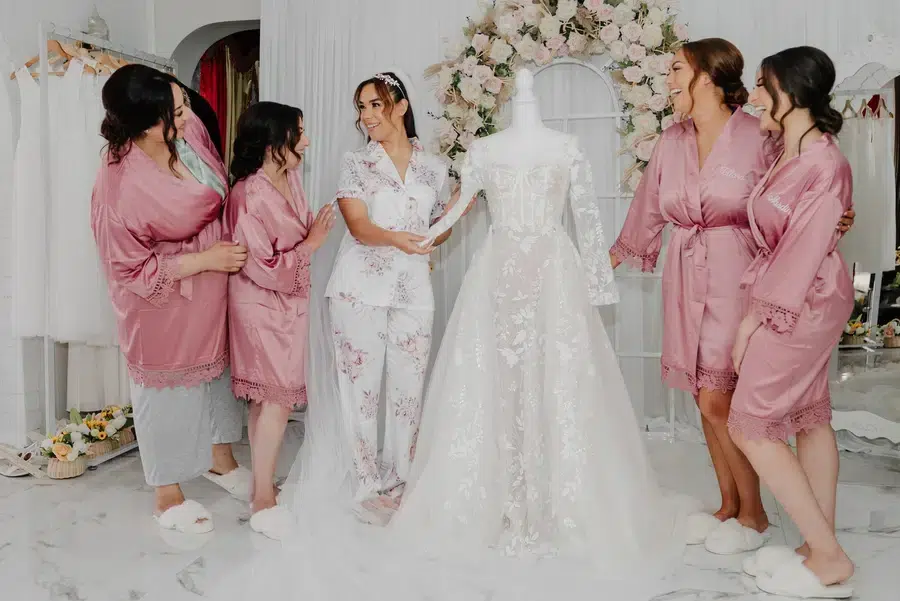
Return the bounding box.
[804,550,854,586]
[211,444,239,475]
[736,511,769,533]
[795,542,811,558]
[713,504,739,521]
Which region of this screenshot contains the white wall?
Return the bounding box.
[678,0,900,84]
[153,0,261,59]
[0,0,151,446]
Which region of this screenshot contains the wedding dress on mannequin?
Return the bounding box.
[211,69,694,601]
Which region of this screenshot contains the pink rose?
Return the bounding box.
[484,76,503,94]
[585,0,606,13]
[472,33,491,53]
[599,24,620,44]
[627,43,647,62]
[648,94,668,112]
[597,4,615,21]
[546,35,565,51]
[635,137,659,162]
[556,43,570,57]
[661,114,676,130]
[535,44,552,65]
[675,23,690,41]
[621,22,643,43]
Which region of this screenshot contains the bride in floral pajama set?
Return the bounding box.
[325,72,464,521]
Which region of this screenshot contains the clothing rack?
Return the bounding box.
[33,22,175,438]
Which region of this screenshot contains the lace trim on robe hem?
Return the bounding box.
[233,378,308,409]
[127,352,227,390]
[146,254,177,307]
[662,362,738,394]
[609,238,658,273]
[289,246,312,297]
[726,397,832,442]
[751,298,799,334]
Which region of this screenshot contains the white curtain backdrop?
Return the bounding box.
[259,0,691,427]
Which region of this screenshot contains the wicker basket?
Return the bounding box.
[47,456,87,479]
[884,336,900,349]
[86,437,121,459]
[841,334,865,346]
[117,426,136,446]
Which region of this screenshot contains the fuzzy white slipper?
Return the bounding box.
[154,500,214,534]
[249,506,295,541]
[203,465,252,502]
[743,545,801,577]
[704,518,770,555]
[756,560,853,599]
[686,512,722,545]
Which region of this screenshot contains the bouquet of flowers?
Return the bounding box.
[842,318,869,345]
[39,423,90,462]
[879,319,900,348]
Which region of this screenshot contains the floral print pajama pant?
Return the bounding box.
[329,298,433,502]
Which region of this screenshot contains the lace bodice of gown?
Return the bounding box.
[426,134,618,305]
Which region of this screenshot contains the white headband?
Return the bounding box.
[374,73,404,97]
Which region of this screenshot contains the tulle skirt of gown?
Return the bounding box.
[209,227,695,601]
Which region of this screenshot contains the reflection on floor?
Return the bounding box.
[1,423,898,601]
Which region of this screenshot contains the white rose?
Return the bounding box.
[496,13,523,38]
[622,65,645,84]
[107,426,117,437]
[648,94,669,112]
[523,4,544,26]
[567,32,587,54]
[515,36,540,62]
[459,131,476,148]
[67,452,79,462]
[640,24,664,49]
[632,111,660,134]
[465,110,484,133]
[599,24,620,44]
[473,64,494,84]
[78,424,90,435]
[74,442,88,454]
[480,95,497,110]
[65,424,77,433]
[625,84,652,107]
[555,0,578,22]
[71,431,83,443]
[621,22,643,43]
[460,56,478,76]
[651,74,668,94]
[472,33,491,54]
[596,4,615,21]
[608,40,628,62]
[588,39,607,55]
[627,44,647,62]
[661,114,676,130]
[628,169,644,192]
[539,16,562,39]
[585,0,607,15]
[613,3,635,25]
[91,428,101,438]
[489,39,513,64]
[674,23,690,41]
[458,76,483,104]
[645,7,665,24]
[41,439,52,450]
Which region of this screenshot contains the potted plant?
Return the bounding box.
[880,319,900,348]
[842,318,869,346]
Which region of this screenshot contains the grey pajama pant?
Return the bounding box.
[130,370,243,486]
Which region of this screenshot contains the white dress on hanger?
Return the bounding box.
[12,68,47,338]
[838,107,896,273]
[46,62,124,411]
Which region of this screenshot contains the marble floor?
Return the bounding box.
[1,424,898,601]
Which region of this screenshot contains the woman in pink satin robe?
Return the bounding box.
[731,48,855,598]
[226,102,334,538]
[610,39,854,554]
[92,65,249,532]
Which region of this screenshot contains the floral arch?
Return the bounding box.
[426,0,689,190]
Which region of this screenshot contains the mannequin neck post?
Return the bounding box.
[510,98,544,130]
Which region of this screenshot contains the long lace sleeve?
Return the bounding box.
[569,139,619,306]
[422,142,484,244]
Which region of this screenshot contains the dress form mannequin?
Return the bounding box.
[424,68,568,241]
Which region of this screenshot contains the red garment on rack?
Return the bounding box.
[199,46,227,151]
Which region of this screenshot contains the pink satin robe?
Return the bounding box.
[92,113,230,388]
[225,168,313,408]
[611,110,778,393]
[728,135,854,441]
